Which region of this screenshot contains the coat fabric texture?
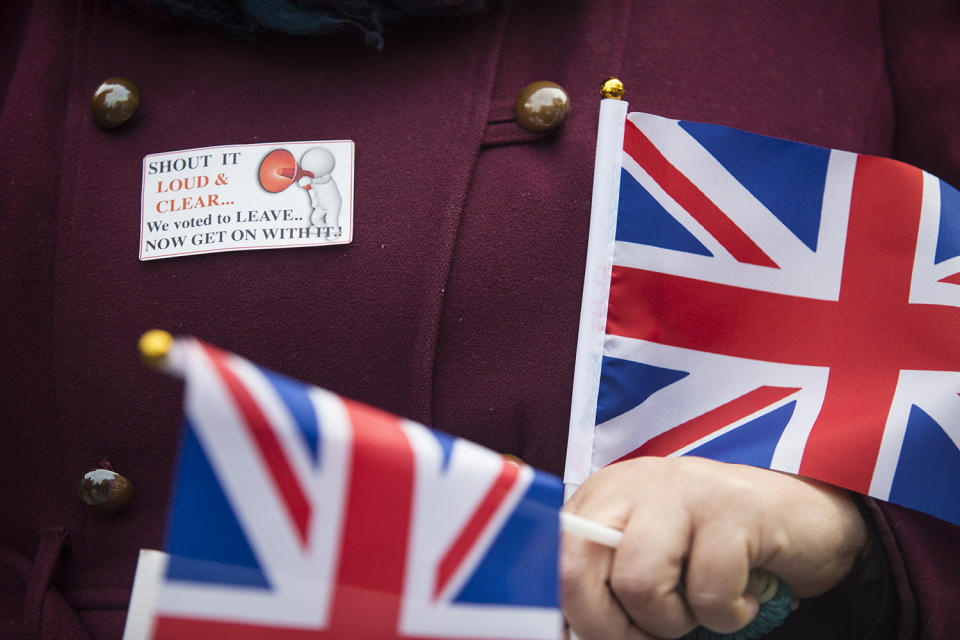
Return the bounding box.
[2,0,959,638]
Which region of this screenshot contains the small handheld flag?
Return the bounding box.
[124,334,564,639]
[566,86,960,528]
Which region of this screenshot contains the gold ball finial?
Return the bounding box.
[599,77,625,100]
[502,453,525,467]
[139,329,173,364]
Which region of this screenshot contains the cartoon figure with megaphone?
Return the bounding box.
[258,146,343,237]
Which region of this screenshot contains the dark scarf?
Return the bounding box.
[117,0,505,49]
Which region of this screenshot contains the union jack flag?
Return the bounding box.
[565,106,960,527]
[125,338,563,639]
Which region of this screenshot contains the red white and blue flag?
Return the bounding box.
[124,338,563,639]
[565,105,960,526]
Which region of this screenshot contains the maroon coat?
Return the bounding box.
[2,0,959,637]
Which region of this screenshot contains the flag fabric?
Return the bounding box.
[124,337,563,639]
[565,104,960,527]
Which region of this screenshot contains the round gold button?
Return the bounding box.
[78,469,134,514]
[514,81,570,132]
[91,77,140,130]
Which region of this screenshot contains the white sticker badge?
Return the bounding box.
[139,140,354,260]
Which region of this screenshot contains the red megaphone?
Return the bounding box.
[258,149,315,193]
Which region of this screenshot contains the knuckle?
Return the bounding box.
[769,528,791,555]
[684,588,754,632]
[609,569,660,607]
[684,586,730,614]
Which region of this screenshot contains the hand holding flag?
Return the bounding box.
[562,455,861,639]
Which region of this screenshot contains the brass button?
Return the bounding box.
[514,81,570,132]
[91,77,140,130]
[78,469,134,514]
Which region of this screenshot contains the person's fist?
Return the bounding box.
[561,456,868,639]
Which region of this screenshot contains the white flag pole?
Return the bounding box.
[122,549,169,640]
[559,511,623,547]
[564,80,628,500]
